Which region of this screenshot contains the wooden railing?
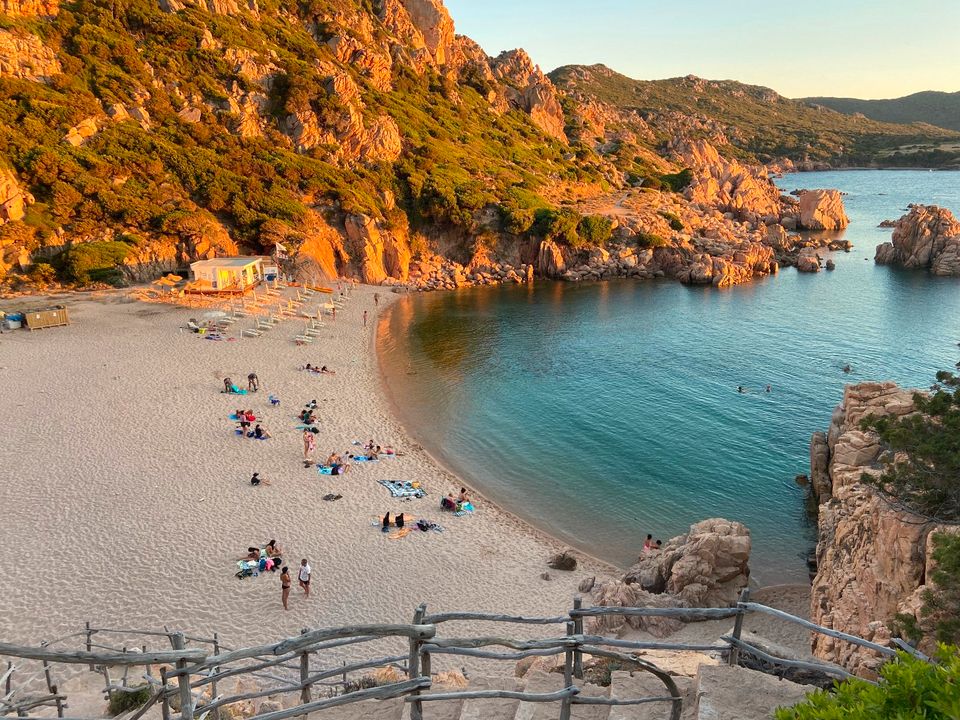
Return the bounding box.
[1,593,927,720]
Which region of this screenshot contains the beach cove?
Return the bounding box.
[0,287,615,650]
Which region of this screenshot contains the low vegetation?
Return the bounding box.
[107,685,151,716]
[774,647,960,720]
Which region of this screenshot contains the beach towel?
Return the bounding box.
[352,455,378,463]
[389,527,413,540]
[378,480,426,499]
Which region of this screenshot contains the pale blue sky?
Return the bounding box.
[445,0,960,99]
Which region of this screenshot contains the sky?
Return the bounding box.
[444,0,960,99]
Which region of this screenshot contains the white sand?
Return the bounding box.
[0,286,616,651]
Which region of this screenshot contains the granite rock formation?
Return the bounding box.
[797,189,849,231]
[809,382,951,678]
[875,205,960,276]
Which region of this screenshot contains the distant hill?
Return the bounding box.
[549,65,960,167]
[802,91,960,132]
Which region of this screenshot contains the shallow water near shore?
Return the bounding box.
[379,170,960,584]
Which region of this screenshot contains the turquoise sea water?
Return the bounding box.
[378,171,960,584]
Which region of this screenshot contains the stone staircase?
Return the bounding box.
[314,662,812,720]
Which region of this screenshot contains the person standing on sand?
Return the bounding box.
[280,566,291,610]
[248,372,259,392]
[303,429,316,461]
[298,559,311,598]
[374,293,380,307]
[363,310,367,327]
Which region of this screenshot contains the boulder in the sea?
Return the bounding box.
[547,551,577,571]
[622,518,751,608]
[798,189,849,231]
[874,205,960,276]
[795,247,820,272]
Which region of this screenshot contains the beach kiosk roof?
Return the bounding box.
[189,257,264,293]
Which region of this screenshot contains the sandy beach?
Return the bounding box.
[0,285,618,651]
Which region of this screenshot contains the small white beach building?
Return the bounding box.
[189,257,264,292]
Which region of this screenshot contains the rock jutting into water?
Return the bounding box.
[797,189,850,231]
[808,381,955,678]
[584,518,751,637]
[874,204,960,276]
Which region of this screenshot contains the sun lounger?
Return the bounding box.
[242,327,263,338]
[294,334,314,344]
[378,480,425,499]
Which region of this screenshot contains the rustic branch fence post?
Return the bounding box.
[559,620,575,720]
[210,634,219,702]
[159,667,171,720]
[5,661,12,696]
[728,588,751,667]
[298,629,312,710]
[572,597,584,679]
[40,641,64,718]
[85,622,93,671]
[408,604,427,720]
[171,633,194,720]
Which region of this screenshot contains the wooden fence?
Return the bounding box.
[0,591,926,720]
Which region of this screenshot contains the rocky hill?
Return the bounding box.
[803,90,960,133]
[549,65,960,169]
[0,0,928,290]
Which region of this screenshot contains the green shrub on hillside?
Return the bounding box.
[860,365,960,521]
[533,207,580,246]
[577,215,613,246]
[659,211,684,231]
[59,240,132,284]
[774,647,960,720]
[660,168,694,192]
[635,231,669,248]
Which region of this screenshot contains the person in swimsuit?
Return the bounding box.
[280,566,291,610]
[320,366,335,374]
[642,534,653,553]
[303,429,316,460]
[254,424,271,439]
[250,473,271,486]
[223,377,233,393]
[248,372,259,392]
[266,539,282,557]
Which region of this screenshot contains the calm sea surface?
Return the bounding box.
[378,171,960,584]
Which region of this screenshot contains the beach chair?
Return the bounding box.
[303,321,323,337]
[255,319,274,331]
[242,326,263,338]
[293,334,314,345]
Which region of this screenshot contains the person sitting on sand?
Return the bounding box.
[441,493,457,511]
[364,439,376,451]
[250,472,271,486]
[382,512,391,532]
[254,424,271,440]
[223,377,234,393]
[395,513,405,529]
[248,372,259,392]
[266,539,282,557]
[457,487,470,504]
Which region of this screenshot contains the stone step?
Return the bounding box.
[398,681,466,720]
[608,670,691,720]
[514,670,610,720]
[691,664,811,720]
[311,696,405,720]
[458,676,523,720]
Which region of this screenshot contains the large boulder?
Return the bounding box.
[874,205,960,276]
[490,49,566,142]
[537,238,566,278]
[795,247,820,272]
[622,518,751,608]
[587,581,687,638]
[0,29,60,82]
[797,189,849,231]
[343,213,411,284]
[0,166,33,224]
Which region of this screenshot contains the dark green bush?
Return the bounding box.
[533,207,580,246]
[107,685,150,716]
[659,211,684,231]
[659,168,694,192]
[635,231,669,248]
[775,647,960,720]
[577,215,613,246]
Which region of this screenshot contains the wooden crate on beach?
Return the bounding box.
[23,305,70,330]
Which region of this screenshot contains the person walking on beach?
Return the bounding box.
[248,372,259,392]
[280,566,291,610]
[298,559,311,598]
[374,292,380,307]
[363,310,368,327]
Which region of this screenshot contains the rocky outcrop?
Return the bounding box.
[397,0,455,67]
[797,189,849,231]
[621,518,751,608]
[809,382,950,678]
[0,0,58,15]
[537,238,566,278]
[874,205,960,276]
[795,247,821,272]
[490,50,566,142]
[343,213,411,284]
[678,139,783,222]
[0,30,60,82]
[0,166,33,224]
[159,0,257,16]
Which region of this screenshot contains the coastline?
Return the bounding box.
[372,289,624,578]
[0,285,620,650]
